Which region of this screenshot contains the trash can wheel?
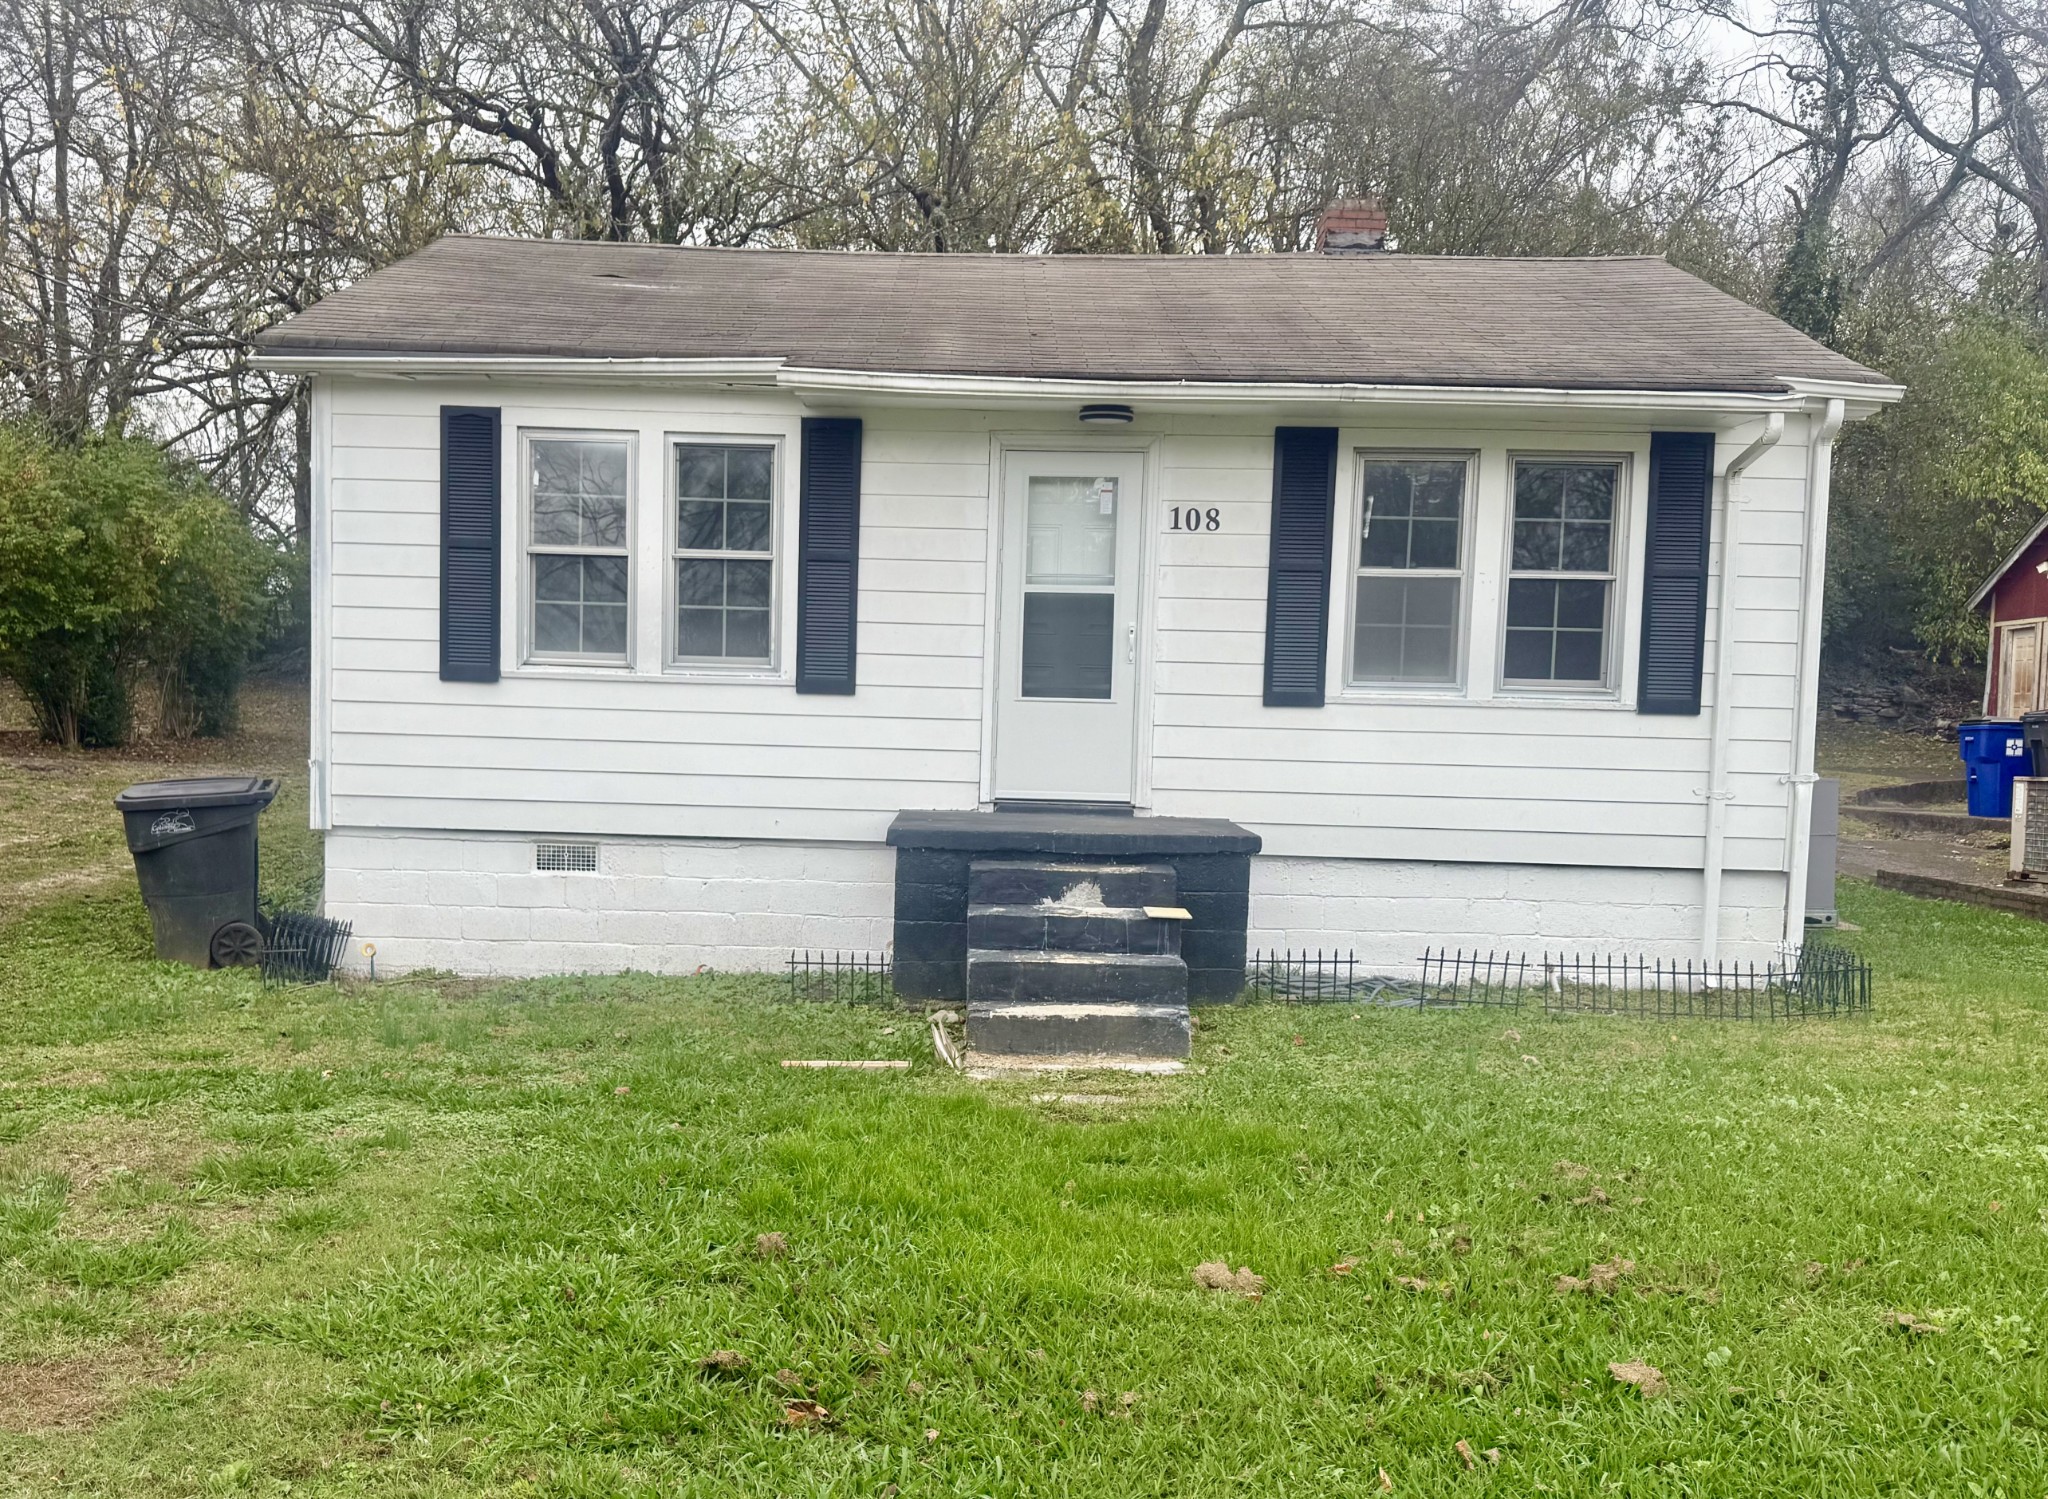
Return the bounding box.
[209,921,264,969]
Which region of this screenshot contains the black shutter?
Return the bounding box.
[796,416,863,694]
[1638,430,1716,715]
[439,405,501,683]
[1263,426,1339,707]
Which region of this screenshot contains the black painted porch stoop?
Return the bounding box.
[885,811,1262,1060]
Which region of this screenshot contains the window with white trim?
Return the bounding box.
[526,433,631,663]
[673,442,775,666]
[1351,454,1470,685]
[1504,457,1622,688]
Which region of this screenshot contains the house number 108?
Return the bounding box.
[1168,507,1221,531]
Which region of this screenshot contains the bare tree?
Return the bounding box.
[1859,0,2048,312]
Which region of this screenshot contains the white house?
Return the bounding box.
[253,221,1900,1007]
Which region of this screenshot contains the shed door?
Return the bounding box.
[2004,622,2042,718]
[992,451,1144,804]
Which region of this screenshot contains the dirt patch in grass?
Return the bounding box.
[19,1112,211,1193]
[0,1340,181,1434]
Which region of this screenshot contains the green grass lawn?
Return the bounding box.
[2,692,2044,1495]
[1,868,2045,1495]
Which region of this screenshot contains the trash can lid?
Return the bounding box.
[114,775,279,811]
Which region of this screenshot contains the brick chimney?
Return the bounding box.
[1315,197,1389,254]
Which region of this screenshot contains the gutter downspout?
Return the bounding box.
[1781,400,1846,953]
[1701,414,1785,963]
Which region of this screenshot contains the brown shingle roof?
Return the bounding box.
[255,235,1891,394]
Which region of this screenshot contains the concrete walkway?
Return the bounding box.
[1839,779,2048,922]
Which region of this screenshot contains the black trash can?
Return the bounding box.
[114,777,279,968]
[2027,713,2048,777]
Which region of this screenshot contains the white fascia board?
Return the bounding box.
[247,353,788,382]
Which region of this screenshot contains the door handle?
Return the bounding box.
[1127,623,1136,663]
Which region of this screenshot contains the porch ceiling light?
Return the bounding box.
[1078,403,1134,424]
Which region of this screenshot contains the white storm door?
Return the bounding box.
[992,451,1145,803]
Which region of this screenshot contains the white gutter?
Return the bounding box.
[1780,399,1845,954]
[248,348,1905,417]
[1701,413,1785,963]
[773,366,1894,415]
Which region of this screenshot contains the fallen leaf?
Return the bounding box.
[1455,1439,1477,1470]
[1393,1275,1433,1294]
[906,1380,925,1396]
[924,1427,939,1442]
[1503,1028,1522,1042]
[1192,1261,1265,1299]
[781,1399,831,1428]
[1608,1359,1668,1396]
[1384,1207,1396,1223]
[1521,1054,1541,1066]
[1081,1389,1100,1413]
[755,1232,789,1259]
[1571,1187,1612,1208]
[695,1350,749,1377]
[1331,1256,1358,1276]
[1483,1447,1502,1466]
[1885,1311,1943,1336]
[1990,1200,2004,1213]
[1291,1034,1305,1046]
[1378,1467,1394,1491]
[774,1368,803,1388]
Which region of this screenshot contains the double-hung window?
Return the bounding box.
[1504,458,1622,689]
[1352,454,1470,685]
[673,441,775,666]
[527,434,632,663]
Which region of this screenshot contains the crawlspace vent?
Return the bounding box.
[535,841,600,873]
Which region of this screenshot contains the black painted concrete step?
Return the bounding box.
[965,949,1189,1005]
[967,1001,1191,1059]
[968,860,1176,908]
[966,904,1182,956]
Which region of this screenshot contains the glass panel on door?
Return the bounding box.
[1022,476,1118,699]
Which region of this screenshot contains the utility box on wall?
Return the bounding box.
[1806,777,1840,925]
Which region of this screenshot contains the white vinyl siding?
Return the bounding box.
[319,382,1811,883]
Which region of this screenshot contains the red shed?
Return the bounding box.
[1972,513,2048,716]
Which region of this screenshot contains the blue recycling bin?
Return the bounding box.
[1957,718,2033,818]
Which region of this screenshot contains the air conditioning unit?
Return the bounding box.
[2012,779,2048,880]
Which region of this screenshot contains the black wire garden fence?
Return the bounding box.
[786,950,896,1006]
[260,911,354,988]
[1247,941,1871,1019]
